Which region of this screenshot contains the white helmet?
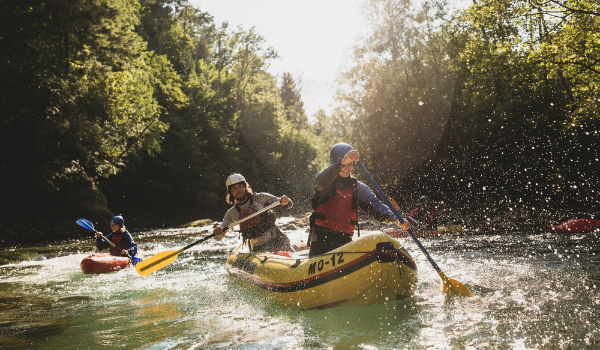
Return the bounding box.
[226,173,246,192]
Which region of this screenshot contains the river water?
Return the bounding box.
[1,219,599,349]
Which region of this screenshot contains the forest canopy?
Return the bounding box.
[334,0,599,213]
[1,0,598,243]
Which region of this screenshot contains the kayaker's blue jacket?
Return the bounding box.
[95,230,138,257]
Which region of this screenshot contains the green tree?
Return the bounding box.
[0,0,179,235]
[437,0,600,208]
[0,0,329,240]
[104,7,319,220]
[280,72,308,132]
[337,0,454,184]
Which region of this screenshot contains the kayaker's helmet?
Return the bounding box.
[226,173,246,192]
[419,196,433,206]
[330,143,354,165]
[110,215,124,227]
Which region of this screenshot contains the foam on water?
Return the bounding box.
[1,226,599,349]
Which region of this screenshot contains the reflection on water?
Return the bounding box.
[0,222,599,349]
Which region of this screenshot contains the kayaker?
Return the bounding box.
[408,196,438,230]
[95,215,138,257]
[307,142,410,257]
[213,173,293,252]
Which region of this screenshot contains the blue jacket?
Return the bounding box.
[95,230,138,257]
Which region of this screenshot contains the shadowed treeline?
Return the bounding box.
[1,0,320,243]
[330,0,599,220]
[1,0,598,244]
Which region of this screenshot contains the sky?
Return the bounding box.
[190,0,369,117]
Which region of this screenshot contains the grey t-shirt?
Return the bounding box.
[220,192,293,246]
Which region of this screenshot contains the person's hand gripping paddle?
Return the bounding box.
[76,218,143,266]
[135,200,283,276]
[356,161,473,297]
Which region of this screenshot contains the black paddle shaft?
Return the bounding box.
[180,233,216,251]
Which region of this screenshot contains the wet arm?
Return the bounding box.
[356,182,396,223]
[314,161,344,192]
[255,192,293,209]
[219,208,236,230]
[214,210,235,242]
[95,234,110,251]
[409,208,419,219]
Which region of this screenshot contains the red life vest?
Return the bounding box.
[410,207,438,228]
[313,178,358,234]
[109,232,128,256]
[236,195,276,240]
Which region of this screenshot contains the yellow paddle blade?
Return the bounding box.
[439,271,473,297]
[135,249,182,276]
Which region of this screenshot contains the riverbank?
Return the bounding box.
[1,201,592,251]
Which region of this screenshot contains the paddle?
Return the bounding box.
[355,161,473,297]
[389,198,422,229]
[76,218,143,266]
[135,199,283,276]
[390,198,458,234]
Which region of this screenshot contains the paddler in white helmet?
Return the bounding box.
[212,173,293,252]
[308,143,410,257]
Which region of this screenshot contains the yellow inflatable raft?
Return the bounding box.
[226,232,418,310]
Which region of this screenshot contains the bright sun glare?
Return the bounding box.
[191,0,367,117]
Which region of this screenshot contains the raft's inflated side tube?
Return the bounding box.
[547,219,600,233]
[226,232,418,310]
[80,253,131,274]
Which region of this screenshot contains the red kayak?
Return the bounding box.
[80,253,131,274]
[547,219,600,233]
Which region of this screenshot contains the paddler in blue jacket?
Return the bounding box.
[213,173,293,252]
[95,215,138,257]
[308,143,410,257]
